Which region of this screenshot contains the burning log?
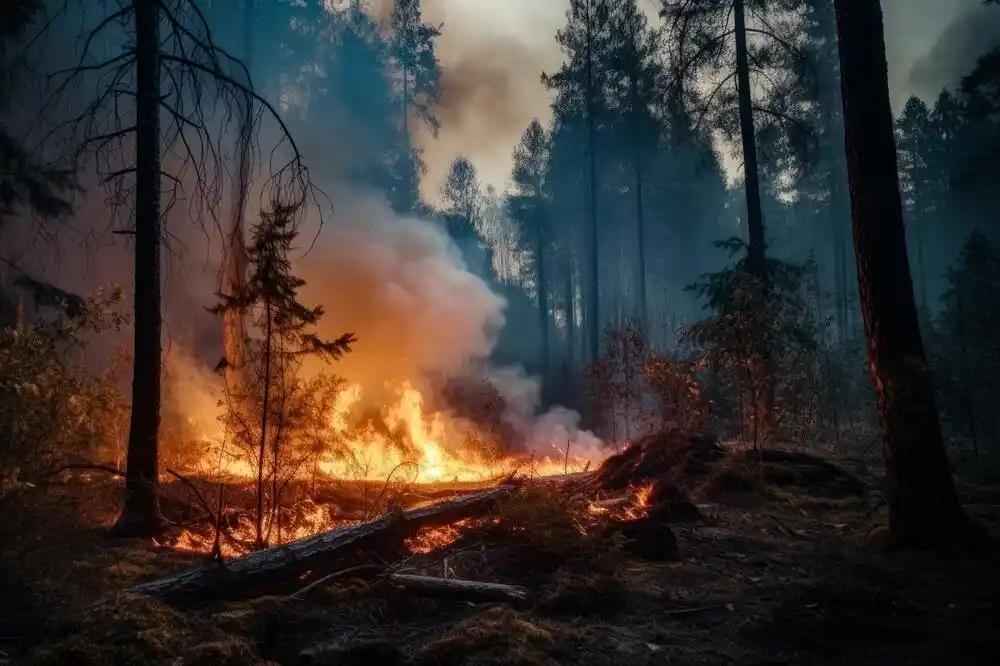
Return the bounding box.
[386,573,529,603]
[133,485,516,604]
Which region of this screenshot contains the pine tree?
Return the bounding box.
[935,230,1000,463]
[212,202,354,548]
[387,0,441,212]
[544,0,616,363]
[509,120,552,379]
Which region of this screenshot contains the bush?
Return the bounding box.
[0,286,128,495]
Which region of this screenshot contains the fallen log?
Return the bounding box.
[133,485,515,604]
[386,573,529,603]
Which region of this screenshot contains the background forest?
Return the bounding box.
[1,0,999,529]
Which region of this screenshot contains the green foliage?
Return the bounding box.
[0,287,129,494]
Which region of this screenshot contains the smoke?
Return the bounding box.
[297,191,506,387]
[907,4,1000,102]
[289,188,603,459]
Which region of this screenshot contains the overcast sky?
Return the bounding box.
[395,0,1000,202]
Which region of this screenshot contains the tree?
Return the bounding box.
[933,231,1000,463]
[211,201,354,548]
[833,0,971,548]
[605,0,660,329]
[440,156,480,239]
[387,0,441,213]
[544,0,614,363]
[0,1,74,229]
[661,0,815,436]
[219,0,258,403]
[509,120,552,379]
[45,0,315,535]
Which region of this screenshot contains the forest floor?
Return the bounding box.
[2,442,999,666]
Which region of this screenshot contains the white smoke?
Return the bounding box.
[295,190,603,459]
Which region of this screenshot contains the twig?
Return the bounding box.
[662,605,717,615]
[290,564,384,600]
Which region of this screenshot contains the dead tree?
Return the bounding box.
[42,0,320,536]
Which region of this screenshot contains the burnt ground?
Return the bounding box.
[1,443,999,666]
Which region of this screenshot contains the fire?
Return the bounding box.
[179,379,598,485]
[166,373,606,557]
[586,483,654,521]
[173,500,352,558]
[404,518,479,554]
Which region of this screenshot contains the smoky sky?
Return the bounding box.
[379,0,1000,200]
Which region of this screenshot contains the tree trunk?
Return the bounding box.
[564,264,575,365]
[584,0,601,363]
[113,0,165,537]
[834,0,969,548]
[535,208,550,382]
[733,0,774,437]
[733,0,764,271]
[133,485,516,603]
[220,0,254,395]
[631,75,648,331]
[257,299,273,548]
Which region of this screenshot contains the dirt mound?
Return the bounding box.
[752,449,868,498]
[412,607,568,666]
[595,430,727,492]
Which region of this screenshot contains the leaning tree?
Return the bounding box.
[40,0,320,536]
[833,0,973,549]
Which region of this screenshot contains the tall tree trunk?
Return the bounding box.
[734,0,774,436]
[257,300,273,548]
[630,74,648,330]
[834,0,970,548]
[113,0,165,536]
[564,264,575,365]
[221,0,254,395]
[733,0,764,270]
[830,176,848,341]
[584,0,601,362]
[535,209,550,382]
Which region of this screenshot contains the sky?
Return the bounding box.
[390,0,1000,203]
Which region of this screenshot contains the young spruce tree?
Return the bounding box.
[211,202,354,549]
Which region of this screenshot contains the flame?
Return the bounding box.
[166,369,606,557]
[173,501,353,558]
[586,483,654,521]
[176,378,599,485]
[404,518,478,554]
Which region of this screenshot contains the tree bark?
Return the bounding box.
[833,0,969,548]
[220,0,254,395]
[631,73,648,331]
[584,0,601,363]
[133,485,515,603]
[535,207,550,381]
[734,0,774,437]
[386,574,530,603]
[733,0,764,271]
[113,0,165,537]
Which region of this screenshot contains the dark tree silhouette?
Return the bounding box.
[42,0,318,536]
[834,0,971,548]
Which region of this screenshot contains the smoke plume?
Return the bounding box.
[291,189,602,459]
